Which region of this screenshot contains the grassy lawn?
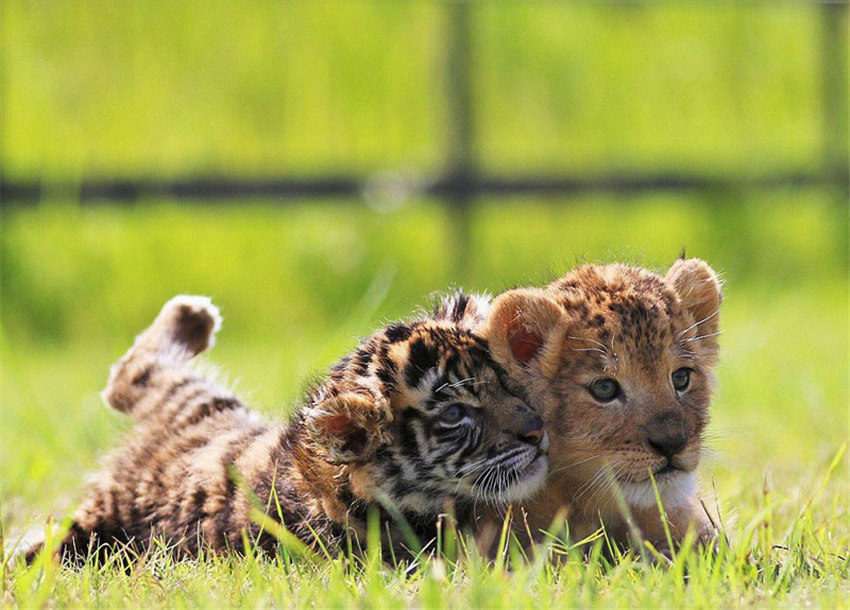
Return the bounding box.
[1,196,847,607]
[1,1,846,606]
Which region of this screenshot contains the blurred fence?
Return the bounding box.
[1,2,847,211]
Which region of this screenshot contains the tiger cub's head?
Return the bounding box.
[305,320,549,514]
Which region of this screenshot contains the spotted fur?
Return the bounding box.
[30,295,548,563]
[482,259,722,554]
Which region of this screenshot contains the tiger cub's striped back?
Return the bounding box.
[33,296,547,563]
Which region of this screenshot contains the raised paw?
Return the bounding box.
[153,295,222,357]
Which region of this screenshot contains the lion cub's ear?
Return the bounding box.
[305,393,392,464]
[666,258,723,332]
[483,288,565,379]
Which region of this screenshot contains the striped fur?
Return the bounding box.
[31,295,548,563]
[430,289,492,331]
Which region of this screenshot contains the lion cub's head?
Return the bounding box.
[483,258,722,510]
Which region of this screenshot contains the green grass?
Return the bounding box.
[1,197,847,607]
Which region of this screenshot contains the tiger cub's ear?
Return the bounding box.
[483,288,566,380]
[666,258,723,334]
[305,393,392,464]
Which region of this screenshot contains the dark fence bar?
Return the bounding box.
[1,4,846,211]
[821,2,849,204]
[2,170,845,207]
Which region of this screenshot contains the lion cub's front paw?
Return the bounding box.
[696,522,721,554]
[155,295,222,356]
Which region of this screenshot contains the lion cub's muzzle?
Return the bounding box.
[645,411,686,456]
[644,409,695,475]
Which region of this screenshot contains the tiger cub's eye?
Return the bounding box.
[588,378,621,402]
[671,367,692,391]
[440,404,466,424]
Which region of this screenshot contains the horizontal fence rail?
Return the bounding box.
[0,3,846,210]
[1,169,847,206]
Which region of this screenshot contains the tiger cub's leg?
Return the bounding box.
[103,295,222,420]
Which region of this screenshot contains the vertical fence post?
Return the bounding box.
[821,2,849,207]
[445,1,475,279]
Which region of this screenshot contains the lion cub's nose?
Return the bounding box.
[645,411,687,458]
[518,415,545,445]
[646,430,686,458]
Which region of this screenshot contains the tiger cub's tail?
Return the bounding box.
[102,295,221,418]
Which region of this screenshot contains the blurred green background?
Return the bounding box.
[1,2,846,178]
[0,0,847,534]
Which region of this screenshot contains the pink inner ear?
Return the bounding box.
[321,414,369,457]
[322,414,351,438]
[508,326,543,364]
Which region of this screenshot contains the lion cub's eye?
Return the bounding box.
[439,403,467,424]
[588,378,621,402]
[671,367,692,391]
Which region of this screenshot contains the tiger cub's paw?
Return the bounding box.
[154,295,222,357]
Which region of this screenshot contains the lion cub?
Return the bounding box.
[483,258,721,555]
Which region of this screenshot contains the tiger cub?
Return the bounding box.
[31,296,548,562]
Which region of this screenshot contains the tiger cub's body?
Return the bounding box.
[39,296,547,562]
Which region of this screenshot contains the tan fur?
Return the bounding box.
[482,259,722,555]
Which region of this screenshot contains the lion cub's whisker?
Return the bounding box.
[676,309,720,339]
[682,329,725,343]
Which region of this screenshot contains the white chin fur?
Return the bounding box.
[618,471,696,509]
[498,454,549,504]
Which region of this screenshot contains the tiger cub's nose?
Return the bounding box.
[518,415,544,445]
